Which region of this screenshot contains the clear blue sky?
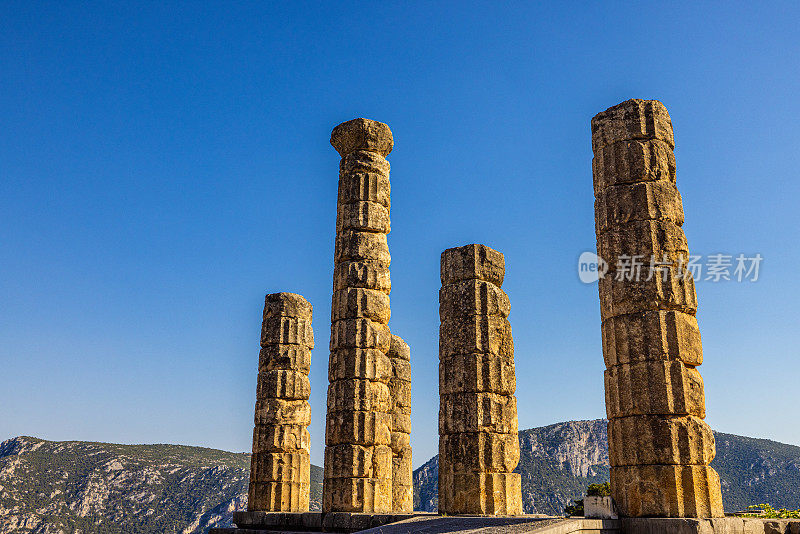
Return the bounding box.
[2,2,799,468]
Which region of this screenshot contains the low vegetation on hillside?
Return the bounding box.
[3,419,800,532]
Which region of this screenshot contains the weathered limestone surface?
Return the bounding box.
[592,99,723,517]
[612,464,722,518]
[438,471,523,516]
[621,517,800,534]
[604,360,706,418]
[439,353,516,395]
[388,335,412,512]
[601,310,703,368]
[248,292,313,512]
[213,515,800,534]
[438,244,522,515]
[324,118,396,513]
[608,415,716,467]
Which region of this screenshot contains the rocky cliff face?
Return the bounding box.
[516,419,609,514]
[0,436,322,534]
[414,419,800,515]
[518,419,608,478]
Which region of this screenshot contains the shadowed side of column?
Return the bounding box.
[388,334,412,512]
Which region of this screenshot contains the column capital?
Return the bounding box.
[331,118,393,157]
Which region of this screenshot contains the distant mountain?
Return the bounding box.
[0,436,322,533]
[712,431,800,512]
[414,419,609,515]
[3,420,800,533]
[413,419,800,515]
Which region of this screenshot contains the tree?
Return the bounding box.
[564,481,611,516]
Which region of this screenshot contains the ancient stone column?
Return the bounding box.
[592,99,724,517]
[438,244,522,516]
[388,334,412,512]
[248,292,313,512]
[324,118,394,513]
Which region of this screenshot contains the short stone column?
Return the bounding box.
[248,292,313,512]
[324,118,394,513]
[388,335,412,512]
[592,99,724,517]
[438,244,522,515]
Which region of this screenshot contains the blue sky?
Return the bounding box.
[2,2,799,468]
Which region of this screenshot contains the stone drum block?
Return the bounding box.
[592,138,676,193]
[608,415,716,467]
[595,180,684,234]
[439,432,520,473]
[439,279,511,319]
[610,464,724,517]
[331,287,391,324]
[328,348,392,383]
[439,392,519,435]
[439,353,516,395]
[252,424,310,453]
[259,345,312,374]
[440,243,505,287]
[438,471,523,516]
[325,410,391,447]
[333,260,391,293]
[591,99,674,153]
[337,201,391,233]
[249,481,310,514]
[604,360,706,419]
[601,310,703,368]
[322,477,392,514]
[439,315,514,360]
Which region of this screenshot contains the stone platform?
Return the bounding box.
[209,511,435,533]
[211,516,800,534]
[358,517,604,534]
[209,513,570,534]
[209,515,610,534]
[622,518,800,534]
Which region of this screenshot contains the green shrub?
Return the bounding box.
[564,482,611,516]
[745,504,800,518]
[564,499,583,517]
[586,482,610,497]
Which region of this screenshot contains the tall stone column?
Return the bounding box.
[438,244,522,516]
[324,118,394,513]
[592,99,724,517]
[248,292,313,512]
[388,335,412,512]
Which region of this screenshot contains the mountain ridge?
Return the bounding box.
[3,419,800,533]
